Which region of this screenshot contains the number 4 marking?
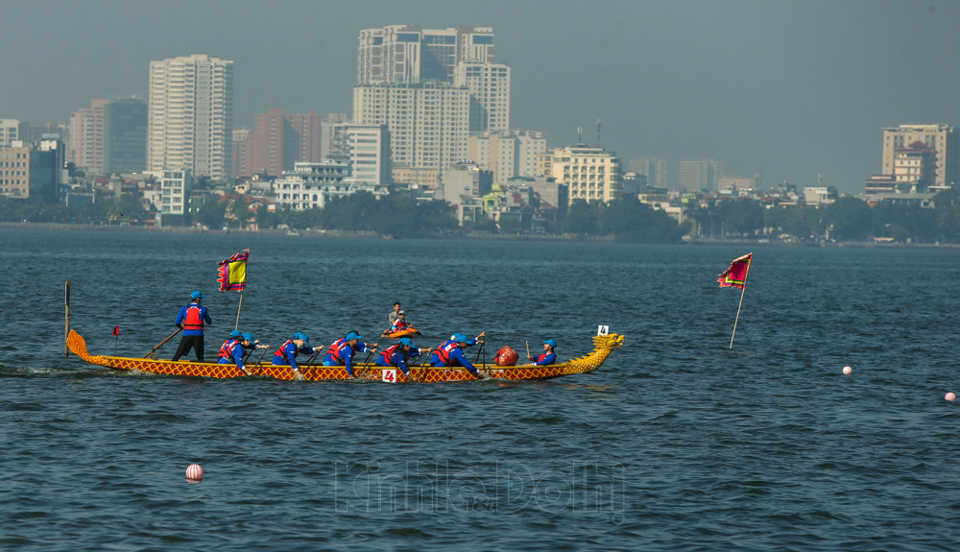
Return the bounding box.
[382,369,397,383]
[597,325,609,336]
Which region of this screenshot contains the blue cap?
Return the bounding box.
[293,332,310,347]
[543,339,558,348]
[398,337,414,347]
[453,333,469,343]
[345,331,363,341]
[243,333,256,344]
[191,291,205,300]
[230,330,243,338]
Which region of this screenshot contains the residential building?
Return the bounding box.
[882,124,957,188]
[149,169,194,217]
[441,162,492,205]
[357,25,495,85]
[0,143,32,198]
[628,157,668,188]
[327,123,392,185]
[508,175,567,213]
[803,186,837,205]
[467,130,546,184]
[148,54,234,180]
[70,99,108,172]
[453,62,510,132]
[231,127,252,179]
[892,141,937,190]
[353,82,470,171]
[1,120,32,147]
[679,159,723,191]
[243,108,323,178]
[537,146,622,205]
[392,166,440,189]
[272,161,388,211]
[320,113,349,160]
[103,98,147,174]
[717,175,758,193]
[286,110,322,164]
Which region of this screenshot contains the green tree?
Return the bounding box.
[823,197,872,241]
[562,199,598,235]
[601,196,686,244]
[720,199,764,236]
[196,198,226,229]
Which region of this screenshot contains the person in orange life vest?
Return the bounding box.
[430,332,486,378]
[375,337,432,381]
[218,331,260,376]
[381,310,411,336]
[526,339,558,366]
[272,332,322,380]
[171,291,213,362]
[323,331,377,378]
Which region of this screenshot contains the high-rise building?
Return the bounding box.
[0,120,31,147]
[357,25,495,85]
[353,82,470,171]
[245,109,323,177]
[467,130,546,184]
[286,110,322,164]
[148,54,234,180]
[69,99,108,172]
[103,98,147,174]
[320,113,349,160]
[537,146,622,205]
[0,143,31,198]
[453,62,510,132]
[327,123,392,185]
[679,159,723,191]
[231,128,252,179]
[881,124,957,188]
[150,168,193,216]
[628,158,668,188]
[1,139,66,203]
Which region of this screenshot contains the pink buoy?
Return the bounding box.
[186,464,204,481]
[946,393,956,402]
[842,366,852,375]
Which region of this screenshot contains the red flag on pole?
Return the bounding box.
[112,325,120,336]
[718,253,753,289]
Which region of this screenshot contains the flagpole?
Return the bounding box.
[114,333,119,356]
[729,285,746,350]
[235,290,244,331]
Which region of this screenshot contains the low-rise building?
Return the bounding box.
[272,161,388,211]
[803,186,837,205]
[537,146,622,205]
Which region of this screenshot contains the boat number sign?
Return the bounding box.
[597,325,609,336]
[382,369,397,383]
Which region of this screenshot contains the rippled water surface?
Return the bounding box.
[2,229,960,551]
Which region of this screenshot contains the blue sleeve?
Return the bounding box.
[202,306,212,325]
[285,342,300,370]
[174,306,186,326]
[536,353,556,366]
[394,352,409,374]
[232,344,246,369]
[450,347,475,371]
[466,338,478,346]
[343,347,355,374]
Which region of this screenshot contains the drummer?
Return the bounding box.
[526,339,557,366]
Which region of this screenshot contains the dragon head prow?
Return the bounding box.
[592,333,625,350]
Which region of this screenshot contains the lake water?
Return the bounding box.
[2,229,959,551]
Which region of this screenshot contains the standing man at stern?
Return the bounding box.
[172,291,212,362]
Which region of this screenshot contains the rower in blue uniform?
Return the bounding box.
[375,337,432,382]
[218,332,259,376]
[431,332,486,379]
[272,332,322,380]
[323,331,378,378]
[526,338,558,366]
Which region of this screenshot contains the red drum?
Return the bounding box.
[494,346,519,366]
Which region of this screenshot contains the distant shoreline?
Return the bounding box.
[3,222,958,247]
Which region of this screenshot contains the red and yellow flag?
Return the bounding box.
[718,253,752,289]
[218,249,249,292]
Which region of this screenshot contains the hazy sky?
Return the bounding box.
[2,0,958,192]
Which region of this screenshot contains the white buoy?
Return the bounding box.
[186,464,204,481]
[842,366,852,375]
[946,393,956,402]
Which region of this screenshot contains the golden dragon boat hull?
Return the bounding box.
[66,330,624,383]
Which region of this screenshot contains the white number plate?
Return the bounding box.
[382,369,397,383]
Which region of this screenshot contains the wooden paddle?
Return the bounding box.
[143,328,182,358]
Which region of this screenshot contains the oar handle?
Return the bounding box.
[143,328,182,358]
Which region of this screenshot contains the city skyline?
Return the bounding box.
[1,1,959,192]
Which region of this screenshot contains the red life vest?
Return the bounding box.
[219,339,239,359]
[183,304,204,331]
[326,338,348,363]
[434,340,458,365]
[390,319,410,333]
[274,339,296,360]
[378,343,403,365]
[538,353,549,363]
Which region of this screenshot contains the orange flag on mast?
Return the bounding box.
[718,253,752,289]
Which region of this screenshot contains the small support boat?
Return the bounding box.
[66,330,624,383]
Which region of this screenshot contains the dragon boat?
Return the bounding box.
[66,330,624,383]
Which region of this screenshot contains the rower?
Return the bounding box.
[375,337,432,382]
[218,332,260,376]
[431,332,486,379]
[323,331,378,378]
[272,332,322,381]
[171,291,212,362]
[526,339,558,366]
[381,310,411,337]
